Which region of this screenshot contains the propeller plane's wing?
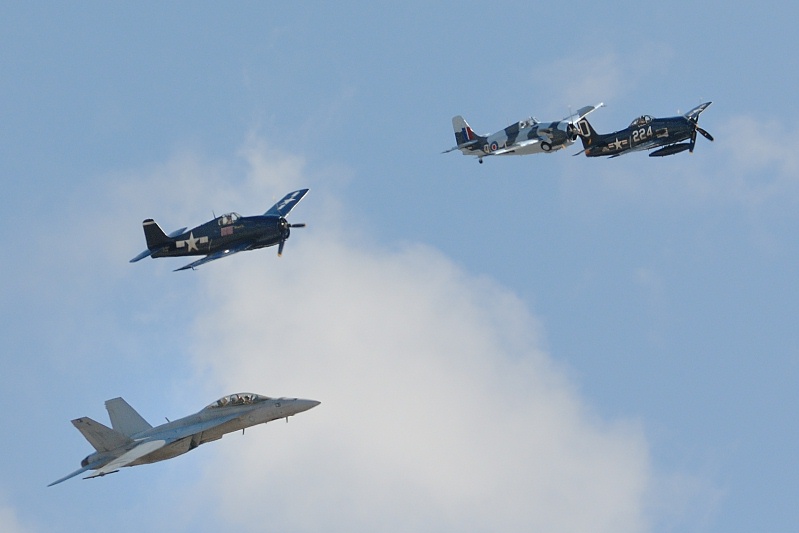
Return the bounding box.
[174,241,253,271]
[264,188,310,217]
[490,139,540,156]
[684,102,712,121]
[562,102,605,123]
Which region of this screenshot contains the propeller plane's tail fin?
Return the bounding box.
[452,116,483,147]
[142,219,173,250]
[574,116,602,154]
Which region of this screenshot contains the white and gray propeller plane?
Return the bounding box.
[49,393,320,486]
[443,103,604,163]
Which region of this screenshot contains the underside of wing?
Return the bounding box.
[563,102,605,123]
[85,439,168,479]
[491,139,539,156]
[684,101,712,121]
[174,242,252,271]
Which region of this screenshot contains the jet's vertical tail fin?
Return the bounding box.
[71,417,132,452]
[105,397,153,437]
[142,219,173,250]
[452,115,482,147]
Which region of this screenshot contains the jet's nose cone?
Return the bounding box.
[294,399,321,413]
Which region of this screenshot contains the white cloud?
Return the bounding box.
[182,238,653,532]
[140,144,661,533]
[535,45,674,111]
[40,138,723,533]
[0,502,36,533]
[715,115,799,208]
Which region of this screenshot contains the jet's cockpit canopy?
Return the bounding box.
[218,213,241,226]
[630,115,653,128]
[205,392,270,409]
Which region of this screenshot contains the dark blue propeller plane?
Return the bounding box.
[575,102,713,157]
[131,188,309,271]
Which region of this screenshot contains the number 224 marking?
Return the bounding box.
[632,126,653,143]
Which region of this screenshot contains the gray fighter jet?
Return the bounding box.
[49,393,320,486]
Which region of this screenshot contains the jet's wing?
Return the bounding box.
[563,102,605,123]
[174,241,253,271]
[264,189,310,217]
[84,439,168,479]
[684,101,712,121]
[151,412,243,442]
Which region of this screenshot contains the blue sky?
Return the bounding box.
[2,2,797,532]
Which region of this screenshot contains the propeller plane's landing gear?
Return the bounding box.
[479,158,483,164]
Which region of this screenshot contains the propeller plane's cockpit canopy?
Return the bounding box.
[205,392,270,409]
[630,115,654,128]
[218,213,241,226]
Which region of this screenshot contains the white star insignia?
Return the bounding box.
[176,232,208,252]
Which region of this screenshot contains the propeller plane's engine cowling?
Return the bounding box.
[565,122,579,141]
[276,218,306,256]
[554,121,579,142]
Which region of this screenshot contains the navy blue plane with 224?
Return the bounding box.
[131,188,309,271]
[575,102,714,157]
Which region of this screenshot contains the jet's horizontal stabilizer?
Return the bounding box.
[48,459,105,487]
[72,417,132,452]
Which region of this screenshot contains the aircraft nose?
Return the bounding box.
[293,399,321,413]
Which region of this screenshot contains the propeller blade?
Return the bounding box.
[278,239,285,257]
[690,129,697,153]
[696,127,714,142]
[289,223,306,228]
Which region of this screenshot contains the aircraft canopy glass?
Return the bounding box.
[218,213,241,226]
[205,392,270,409]
[519,117,538,129]
[629,115,654,128]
